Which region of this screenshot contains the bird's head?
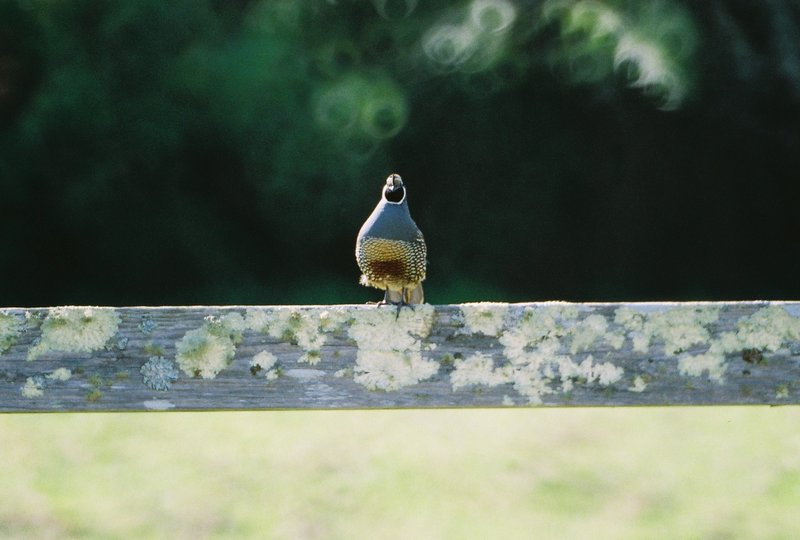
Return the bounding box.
[382,173,406,204]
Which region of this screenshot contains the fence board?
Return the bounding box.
[1,302,799,411]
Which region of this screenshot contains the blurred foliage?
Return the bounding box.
[2,408,800,538]
[0,0,799,305]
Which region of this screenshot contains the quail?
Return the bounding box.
[356,173,427,306]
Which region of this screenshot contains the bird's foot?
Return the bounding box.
[374,299,414,319]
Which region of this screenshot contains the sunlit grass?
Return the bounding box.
[1,408,799,539]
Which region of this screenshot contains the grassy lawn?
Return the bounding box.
[1,407,798,539]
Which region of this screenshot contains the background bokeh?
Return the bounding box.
[2,0,799,306]
[3,408,800,539]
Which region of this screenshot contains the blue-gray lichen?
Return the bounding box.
[141,356,180,391]
[174,312,245,379]
[139,317,157,334]
[27,307,120,361]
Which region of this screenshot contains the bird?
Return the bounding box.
[356,173,427,307]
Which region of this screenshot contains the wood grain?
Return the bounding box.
[1,302,799,411]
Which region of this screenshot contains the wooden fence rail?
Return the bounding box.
[1,302,799,411]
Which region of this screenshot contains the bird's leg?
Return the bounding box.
[394,288,418,320]
[375,288,392,306]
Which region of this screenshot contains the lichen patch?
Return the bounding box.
[450,352,508,389]
[671,305,800,385]
[48,367,72,382]
[628,375,648,393]
[0,312,23,354]
[452,306,624,404]
[348,305,438,391]
[250,350,279,380]
[27,307,120,361]
[174,313,244,379]
[20,368,73,398]
[677,352,727,384]
[245,307,349,365]
[570,314,623,353]
[733,305,800,352]
[615,305,720,355]
[557,355,624,389]
[458,302,509,336]
[141,356,180,390]
[21,377,44,398]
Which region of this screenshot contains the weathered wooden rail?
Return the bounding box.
[1,302,799,411]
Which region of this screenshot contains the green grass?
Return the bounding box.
[1,408,799,539]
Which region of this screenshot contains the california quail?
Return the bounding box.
[356,173,427,305]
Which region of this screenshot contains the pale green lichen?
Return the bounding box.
[458,302,509,336]
[48,367,72,382]
[250,350,279,380]
[452,306,623,404]
[677,352,727,384]
[21,377,44,398]
[557,355,624,391]
[628,375,648,393]
[673,305,800,385]
[347,305,438,391]
[20,368,72,398]
[245,307,349,365]
[733,306,800,352]
[615,305,720,355]
[174,313,244,379]
[27,307,120,361]
[319,309,350,332]
[500,305,577,360]
[334,367,352,378]
[451,352,509,389]
[615,305,725,386]
[570,313,624,353]
[454,303,800,397]
[0,312,23,353]
[244,308,270,332]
